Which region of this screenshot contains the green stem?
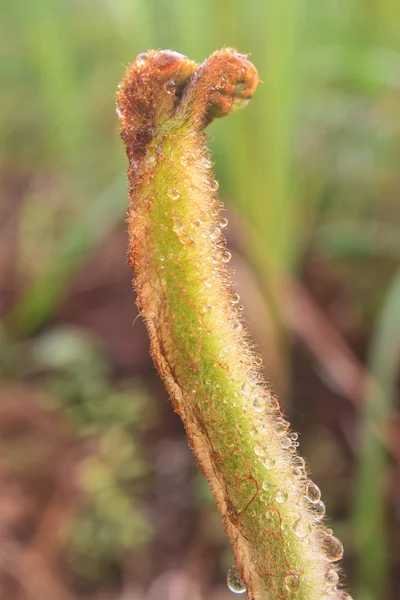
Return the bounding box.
[117,49,349,600]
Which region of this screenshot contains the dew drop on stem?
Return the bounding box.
[164,80,176,94]
[325,569,339,587]
[210,226,221,240]
[221,250,232,263]
[305,480,321,503]
[253,397,266,412]
[254,444,265,457]
[284,572,301,594]
[275,417,289,436]
[227,564,246,594]
[293,467,303,479]
[136,52,148,66]
[167,187,180,200]
[322,534,344,562]
[242,382,251,395]
[263,456,275,469]
[209,179,219,192]
[293,456,306,469]
[281,437,292,449]
[293,518,311,538]
[275,489,288,504]
[309,500,326,521]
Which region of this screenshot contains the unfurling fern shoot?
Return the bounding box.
[116,49,351,600]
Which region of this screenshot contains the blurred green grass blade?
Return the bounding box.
[316,222,400,261]
[22,0,81,163]
[8,177,126,336]
[353,268,400,600]
[255,0,303,273]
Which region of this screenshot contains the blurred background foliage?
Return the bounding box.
[1,1,400,599]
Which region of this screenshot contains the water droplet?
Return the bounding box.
[268,396,280,412]
[309,500,326,521]
[275,417,289,436]
[296,496,307,510]
[159,255,165,262]
[326,528,333,536]
[136,52,148,66]
[281,520,290,532]
[275,489,288,504]
[181,152,196,167]
[281,437,292,449]
[263,456,276,469]
[293,467,303,479]
[209,179,219,192]
[262,480,271,491]
[147,155,156,165]
[167,187,180,200]
[231,293,240,304]
[306,481,321,503]
[255,356,262,366]
[220,217,229,228]
[253,397,266,413]
[204,279,213,288]
[211,208,219,219]
[293,456,306,469]
[266,508,277,521]
[227,564,246,594]
[254,444,265,457]
[210,226,221,240]
[291,433,299,441]
[242,382,251,396]
[250,427,258,436]
[293,519,311,538]
[164,80,176,94]
[172,217,195,247]
[173,217,185,234]
[222,250,232,263]
[284,572,300,594]
[322,534,344,562]
[325,569,339,587]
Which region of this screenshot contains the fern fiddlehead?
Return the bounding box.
[116,48,350,600]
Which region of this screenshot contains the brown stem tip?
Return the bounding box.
[117,48,259,144]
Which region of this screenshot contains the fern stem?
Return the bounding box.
[117,49,350,600]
